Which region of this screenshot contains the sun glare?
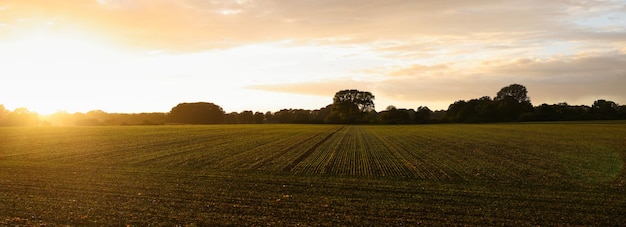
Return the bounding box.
[6,31,121,62]
[0,31,131,115]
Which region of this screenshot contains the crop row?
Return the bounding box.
[1,123,625,225]
[289,126,415,177]
[284,124,625,184]
[1,123,624,185]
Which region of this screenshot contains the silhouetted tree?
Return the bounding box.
[492,84,533,121]
[590,99,619,119]
[325,89,375,124]
[494,96,534,121]
[533,103,562,121]
[272,109,318,123]
[118,113,167,125]
[293,109,312,123]
[617,105,626,119]
[254,112,265,124]
[311,105,332,123]
[415,106,432,123]
[430,110,446,122]
[225,112,239,124]
[169,102,225,124]
[445,100,466,122]
[495,84,530,103]
[264,111,275,123]
[461,98,491,122]
[445,97,495,122]
[379,106,412,124]
[274,109,296,123]
[239,110,254,124]
[563,104,592,121]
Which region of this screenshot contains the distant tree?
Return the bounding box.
[169,102,225,124]
[430,110,446,122]
[415,106,432,123]
[495,84,530,103]
[445,93,534,122]
[4,107,39,126]
[335,89,375,112]
[379,106,411,124]
[618,105,626,119]
[275,109,296,123]
[272,109,316,123]
[565,105,592,121]
[264,111,275,123]
[590,99,619,119]
[366,110,380,123]
[494,96,533,121]
[113,112,167,126]
[534,104,561,121]
[492,84,533,121]
[445,98,494,122]
[85,110,109,123]
[239,110,254,124]
[325,89,375,124]
[0,105,8,126]
[253,112,265,124]
[225,112,239,124]
[311,105,332,123]
[293,109,313,123]
[445,100,467,121]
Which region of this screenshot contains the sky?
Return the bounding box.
[0,0,625,114]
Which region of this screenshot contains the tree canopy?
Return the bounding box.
[495,84,530,103]
[325,89,375,124]
[169,102,225,124]
[332,89,375,112]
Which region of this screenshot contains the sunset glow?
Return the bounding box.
[1,0,624,114]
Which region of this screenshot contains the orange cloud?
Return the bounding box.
[4,0,622,52]
[1,0,624,112]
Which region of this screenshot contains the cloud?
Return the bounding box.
[2,0,624,112]
[250,51,626,109]
[247,78,376,97]
[481,52,626,77]
[2,0,622,52]
[478,52,626,103]
[387,64,451,77]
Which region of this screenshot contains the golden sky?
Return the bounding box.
[1,0,625,114]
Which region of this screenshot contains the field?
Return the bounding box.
[1,123,625,225]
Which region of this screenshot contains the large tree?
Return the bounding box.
[169,102,225,124]
[325,89,375,124]
[495,84,530,103]
[494,84,533,121]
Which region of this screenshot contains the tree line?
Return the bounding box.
[1,84,625,126]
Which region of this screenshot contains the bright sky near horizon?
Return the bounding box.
[1,0,625,115]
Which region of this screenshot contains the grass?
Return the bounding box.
[0,123,625,225]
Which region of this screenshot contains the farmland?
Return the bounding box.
[1,123,625,225]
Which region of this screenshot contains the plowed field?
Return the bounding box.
[1,123,625,225]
